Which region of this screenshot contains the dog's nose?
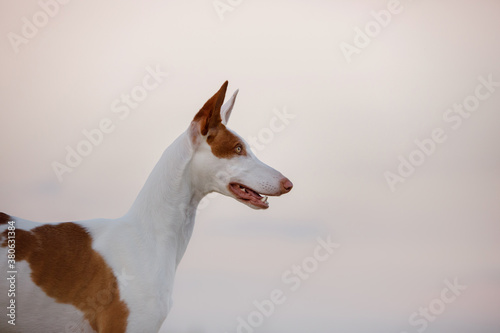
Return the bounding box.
[280,178,293,194]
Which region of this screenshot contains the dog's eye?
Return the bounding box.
[235,145,242,154]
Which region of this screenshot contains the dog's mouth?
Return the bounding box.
[228,183,269,209]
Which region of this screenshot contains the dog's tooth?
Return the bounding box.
[261,196,268,203]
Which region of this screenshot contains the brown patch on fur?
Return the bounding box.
[192,106,211,136]
[192,81,247,158]
[193,81,228,136]
[0,212,10,225]
[207,125,247,159]
[1,223,129,332]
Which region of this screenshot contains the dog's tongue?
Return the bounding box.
[233,184,261,199]
[244,188,261,200]
[230,183,269,208]
[247,190,268,208]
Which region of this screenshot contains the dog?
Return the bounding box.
[0,81,292,332]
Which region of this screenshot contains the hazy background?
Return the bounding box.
[1,1,499,332]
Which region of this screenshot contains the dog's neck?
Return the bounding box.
[125,128,203,266]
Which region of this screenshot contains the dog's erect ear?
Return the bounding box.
[220,89,238,126]
[193,81,228,136]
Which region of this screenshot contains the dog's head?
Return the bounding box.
[189,81,292,209]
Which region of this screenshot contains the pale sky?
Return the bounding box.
[1,1,499,332]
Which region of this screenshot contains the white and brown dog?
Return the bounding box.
[0,81,292,333]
